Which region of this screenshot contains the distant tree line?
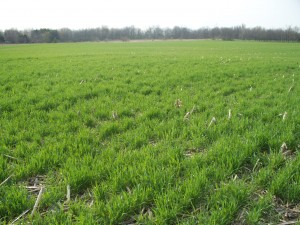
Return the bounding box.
[0,25,299,44]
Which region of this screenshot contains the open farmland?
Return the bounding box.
[0,40,300,224]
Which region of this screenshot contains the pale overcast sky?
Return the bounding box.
[0,0,299,30]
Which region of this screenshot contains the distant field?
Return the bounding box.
[0,41,299,224]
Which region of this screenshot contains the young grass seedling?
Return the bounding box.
[1,40,300,224]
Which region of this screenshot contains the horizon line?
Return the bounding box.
[1,24,300,32]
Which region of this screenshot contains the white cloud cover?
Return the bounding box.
[1,0,299,30]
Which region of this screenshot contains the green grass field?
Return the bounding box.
[0,40,300,224]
